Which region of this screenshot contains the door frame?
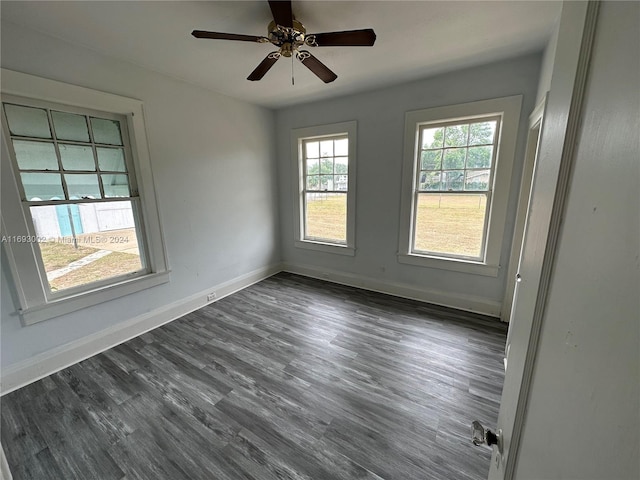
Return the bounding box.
[501,95,547,326]
[489,2,601,479]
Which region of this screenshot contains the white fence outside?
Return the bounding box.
[31,201,135,238]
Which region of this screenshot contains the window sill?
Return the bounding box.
[397,253,499,277]
[295,240,355,256]
[18,270,171,325]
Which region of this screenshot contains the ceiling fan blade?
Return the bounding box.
[192,30,268,43]
[296,50,337,83]
[268,0,293,28]
[306,29,377,47]
[247,52,281,81]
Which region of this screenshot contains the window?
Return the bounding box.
[3,99,146,292]
[292,121,356,255]
[414,116,499,258]
[399,96,522,276]
[1,69,169,324]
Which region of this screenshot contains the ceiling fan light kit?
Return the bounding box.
[192,0,376,83]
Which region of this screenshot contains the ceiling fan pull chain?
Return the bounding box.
[292,54,295,85]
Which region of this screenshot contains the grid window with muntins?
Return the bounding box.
[412,115,501,260]
[303,136,349,193]
[417,117,500,193]
[2,102,135,204]
[302,135,349,243]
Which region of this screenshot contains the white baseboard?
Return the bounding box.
[0,264,281,396]
[0,444,11,480]
[282,262,501,317]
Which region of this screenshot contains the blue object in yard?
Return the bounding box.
[56,204,83,237]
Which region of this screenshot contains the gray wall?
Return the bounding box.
[276,54,541,314]
[515,2,640,478]
[0,22,280,368]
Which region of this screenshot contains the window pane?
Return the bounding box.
[421,150,442,170]
[306,158,319,175]
[90,117,123,145]
[335,157,348,174]
[334,138,348,156]
[320,158,333,174]
[442,148,466,169]
[59,144,96,171]
[12,140,58,170]
[442,170,464,190]
[444,124,469,147]
[102,174,130,197]
[305,141,319,159]
[97,147,126,172]
[414,193,487,258]
[334,175,348,191]
[51,111,90,142]
[65,174,101,199]
[21,173,64,200]
[319,175,333,190]
[305,192,346,243]
[468,121,496,145]
[465,169,491,191]
[29,201,143,293]
[421,127,443,149]
[4,104,52,138]
[467,146,493,168]
[419,171,441,191]
[320,140,333,157]
[306,175,319,190]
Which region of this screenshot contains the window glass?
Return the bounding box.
[65,173,101,199]
[51,111,90,142]
[12,140,58,170]
[4,104,52,138]
[414,193,488,258]
[97,147,126,172]
[102,174,130,197]
[305,192,346,243]
[59,144,95,171]
[20,172,64,200]
[414,117,499,259]
[90,117,123,145]
[30,201,143,293]
[302,135,349,244]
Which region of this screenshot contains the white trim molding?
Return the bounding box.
[0,264,280,395]
[0,444,11,480]
[282,262,501,317]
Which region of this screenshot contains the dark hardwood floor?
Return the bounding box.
[2,272,508,480]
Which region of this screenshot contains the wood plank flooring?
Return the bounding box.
[1,272,508,480]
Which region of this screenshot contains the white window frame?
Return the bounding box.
[291,121,357,256]
[1,69,170,325]
[398,96,522,277]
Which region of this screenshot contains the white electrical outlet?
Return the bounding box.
[207,292,216,302]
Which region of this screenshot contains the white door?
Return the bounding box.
[501,97,546,327]
[480,2,598,479]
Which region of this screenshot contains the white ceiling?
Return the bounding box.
[1,1,561,109]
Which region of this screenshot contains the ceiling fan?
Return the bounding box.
[192,0,376,83]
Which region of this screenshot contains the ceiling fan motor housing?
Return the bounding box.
[267,20,306,57]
